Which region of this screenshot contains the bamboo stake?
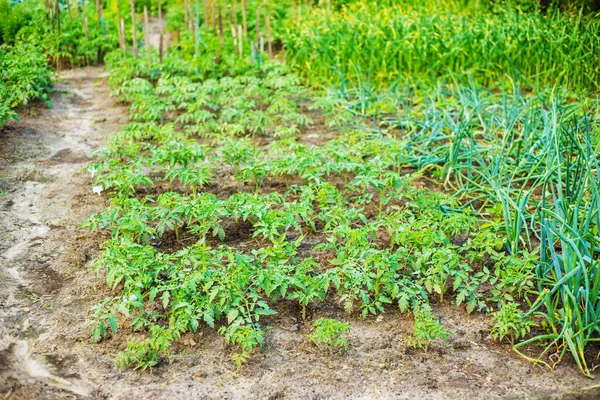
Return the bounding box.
[144,5,151,67]
[241,0,247,38]
[131,0,138,58]
[73,0,78,18]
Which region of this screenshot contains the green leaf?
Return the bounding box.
[149,287,159,302]
[227,309,240,324]
[162,291,171,309]
[204,312,215,328]
[108,314,118,335]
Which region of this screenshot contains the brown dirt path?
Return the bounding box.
[1,66,600,400]
[0,66,128,398]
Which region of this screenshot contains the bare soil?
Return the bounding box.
[1,67,600,400]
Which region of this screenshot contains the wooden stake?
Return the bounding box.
[144,5,151,67]
[230,24,237,48]
[55,0,60,37]
[50,0,55,34]
[120,18,127,55]
[184,0,189,30]
[241,0,247,38]
[265,13,272,58]
[217,4,224,47]
[211,0,217,34]
[66,0,73,22]
[237,24,243,57]
[131,0,138,58]
[73,0,78,18]
[82,0,88,39]
[117,1,123,48]
[195,0,200,59]
[228,4,234,28]
[229,5,236,49]
[96,0,101,26]
[255,5,261,49]
[233,0,238,26]
[203,0,208,28]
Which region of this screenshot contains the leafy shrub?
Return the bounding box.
[0,42,52,128]
[0,0,42,45]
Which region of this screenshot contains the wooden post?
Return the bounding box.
[228,4,235,28]
[229,4,236,50]
[237,24,242,57]
[158,0,164,63]
[211,0,217,34]
[265,12,272,58]
[217,4,224,47]
[82,0,89,40]
[203,0,208,28]
[233,0,238,26]
[184,0,188,30]
[66,0,73,22]
[214,4,222,63]
[255,4,260,50]
[230,23,237,48]
[96,0,101,26]
[144,5,151,67]
[131,0,138,59]
[120,19,127,55]
[50,0,55,33]
[55,0,61,37]
[195,0,200,59]
[117,1,123,49]
[73,0,78,18]
[241,0,247,38]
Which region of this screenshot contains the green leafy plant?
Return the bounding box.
[406,305,450,351]
[491,302,534,344]
[309,318,351,353]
